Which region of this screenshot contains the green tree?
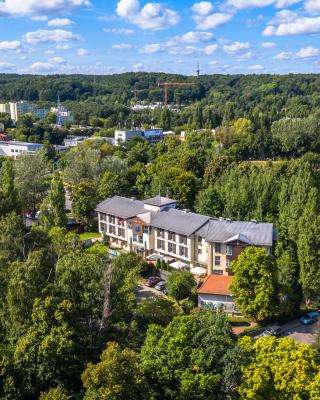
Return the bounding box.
[40,171,67,230]
[297,188,320,304]
[238,336,320,400]
[71,181,99,227]
[140,310,235,400]
[0,159,20,216]
[39,386,71,400]
[135,296,183,326]
[14,153,49,212]
[13,297,81,398]
[160,107,172,131]
[82,341,150,400]
[6,250,52,336]
[166,270,196,301]
[230,247,278,321]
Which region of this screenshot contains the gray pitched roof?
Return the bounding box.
[151,208,210,236]
[196,219,275,246]
[144,195,177,207]
[95,196,146,219]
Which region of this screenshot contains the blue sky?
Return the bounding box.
[0,0,320,75]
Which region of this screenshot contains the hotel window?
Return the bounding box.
[109,225,116,235]
[226,258,232,268]
[100,213,106,221]
[213,269,223,275]
[157,228,165,238]
[128,222,133,229]
[198,236,202,244]
[118,218,124,227]
[215,243,221,253]
[168,231,175,241]
[215,256,221,266]
[100,223,106,232]
[109,216,115,224]
[143,226,149,234]
[133,234,143,244]
[226,245,233,256]
[118,228,125,238]
[179,246,188,258]
[157,239,165,250]
[198,248,202,255]
[168,242,176,254]
[179,235,187,245]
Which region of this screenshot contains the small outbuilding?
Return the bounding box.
[197,274,237,314]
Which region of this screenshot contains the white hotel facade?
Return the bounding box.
[96,196,277,275]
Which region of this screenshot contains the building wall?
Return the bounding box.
[97,211,273,275]
[198,293,235,313]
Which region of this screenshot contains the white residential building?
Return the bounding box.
[50,102,73,126]
[0,141,43,158]
[0,103,10,114]
[0,101,49,122]
[96,195,277,275]
[115,128,163,145]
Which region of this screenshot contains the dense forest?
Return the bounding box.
[0,73,320,399]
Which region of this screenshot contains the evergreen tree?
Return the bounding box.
[40,172,66,231]
[297,188,320,304]
[0,159,20,216]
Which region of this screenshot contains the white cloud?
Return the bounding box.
[0,0,89,16]
[23,29,80,44]
[194,12,233,29]
[56,43,71,50]
[203,44,218,55]
[261,41,276,48]
[31,15,48,21]
[30,61,55,71]
[77,48,89,56]
[180,31,214,44]
[263,16,320,36]
[248,64,264,70]
[0,62,15,70]
[48,18,74,27]
[191,1,214,15]
[116,0,179,30]
[273,51,291,59]
[112,43,133,49]
[45,49,55,55]
[227,0,300,9]
[223,41,250,54]
[103,28,135,34]
[269,9,298,24]
[0,40,21,50]
[238,51,253,60]
[49,56,66,64]
[132,62,143,71]
[305,0,320,13]
[139,43,161,53]
[296,46,319,58]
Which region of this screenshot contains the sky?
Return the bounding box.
[0,0,320,75]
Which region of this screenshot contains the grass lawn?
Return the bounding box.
[79,232,101,240]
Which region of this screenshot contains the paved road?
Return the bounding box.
[136,284,164,300]
[280,318,319,345]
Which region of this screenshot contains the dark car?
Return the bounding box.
[145,276,162,287]
[300,311,319,325]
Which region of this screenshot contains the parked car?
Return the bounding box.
[261,325,282,337]
[300,311,319,325]
[145,276,162,287]
[154,281,166,291]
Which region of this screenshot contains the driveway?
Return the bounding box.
[280,318,319,345]
[136,284,164,300]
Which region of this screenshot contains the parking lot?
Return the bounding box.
[280,318,320,345]
[136,284,164,300]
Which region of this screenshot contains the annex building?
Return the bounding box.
[96,196,277,276]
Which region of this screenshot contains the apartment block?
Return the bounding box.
[96,196,277,275]
[115,128,164,145]
[0,141,43,158]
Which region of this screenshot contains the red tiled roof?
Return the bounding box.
[198,274,233,296]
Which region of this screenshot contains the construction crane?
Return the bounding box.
[158,82,196,106]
